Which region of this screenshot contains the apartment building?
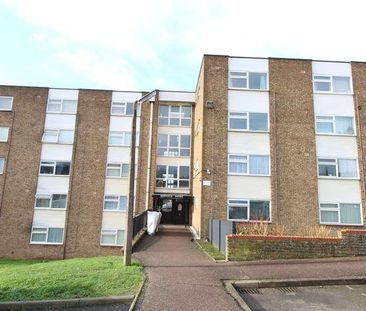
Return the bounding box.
[0,54,365,259]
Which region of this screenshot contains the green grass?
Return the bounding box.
[195,240,226,261]
[0,257,144,302]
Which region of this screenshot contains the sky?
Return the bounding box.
[1,0,366,92]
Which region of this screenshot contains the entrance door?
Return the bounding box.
[174,201,186,225]
[155,198,188,225]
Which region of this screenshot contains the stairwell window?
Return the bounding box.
[229,72,267,90]
[35,194,67,209]
[315,116,354,135]
[30,227,64,244]
[111,102,134,116]
[313,75,351,93]
[228,154,269,176]
[156,165,190,188]
[100,229,124,246]
[157,134,191,157]
[106,163,129,178]
[0,96,13,111]
[320,202,362,225]
[103,195,127,211]
[158,105,191,126]
[39,161,70,176]
[318,158,358,178]
[47,99,77,114]
[109,131,131,146]
[228,199,270,221]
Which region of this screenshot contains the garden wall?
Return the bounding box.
[226,230,366,261]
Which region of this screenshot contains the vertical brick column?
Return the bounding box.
[351,62,366,227]
[269,59,319,232]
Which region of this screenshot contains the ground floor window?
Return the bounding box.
[30,227,64,244]
[100,229,124,246]
[228,199,270,221]
[320,202,362,225]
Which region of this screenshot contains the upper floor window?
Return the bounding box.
[109,131,131,146]
[313,75,351,93]
[318,158,358,178]
[100,229,124,246]
[315,116,354,135]
[39,161,70,176]
[156,165,190,188]
[229,112,268,131]
[42,129,74,144]
[158,105,191,126]
[111,102,133,116]
[228,154,270,176]
[31,227,64,244]
[157,134,190,157]
[229,72,267,90]
[35,194,67,209]
[0,96,13,111]
[228,199,270,221]
[0,158,4,174]
[106,163,129,178]
[103,195,127,211]
[0,127,9,142]
[47,99,77,114]
[320,202,362,225]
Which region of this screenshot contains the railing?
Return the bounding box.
[208,219,236,253]
[133,211,147,238]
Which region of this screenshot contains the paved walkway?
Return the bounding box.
[132,227,366,311]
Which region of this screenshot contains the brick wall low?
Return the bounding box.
[226,230,366,261]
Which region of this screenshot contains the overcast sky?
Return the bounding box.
[1,0,366,91]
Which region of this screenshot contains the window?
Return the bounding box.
[228,154,269,175]
[155,165,190,188]
[0,127,9,142]
[103,195,127,211]
[111,102,134,116]
[158,105,192,126]
[30,227,64,244]
[100,229,124,246]
[47,99,77,113]
[157,134,191,157]
[229,112,268,131]
[313,75,351,93]
[318,158,357,178]
[0,96,13,111]
[39,161,70,176]
[109,131,131,146]
[0,158,4,174]
[320,203,362,225]
[228,199,270,221]
[42,129,74,144]
[35,194,67,209]
[229,72,267,90]
[106,163,129,178]
[316,116,354,135]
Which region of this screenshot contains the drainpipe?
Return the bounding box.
[145,99,154,210]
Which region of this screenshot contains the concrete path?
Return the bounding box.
[132,227,366,311]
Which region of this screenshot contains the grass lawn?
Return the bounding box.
[0,257,144,302]
[195,240,226,261]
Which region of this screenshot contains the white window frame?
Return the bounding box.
[46,99,78,114]
[313,75,352,94]
[106,162,129,178]
[158,105,192,127]
[108,131,131,146]
[103,195,128,212]
[229,71,268,90]
[317,157,358,179]
[157,134,191,157]
[110,102,134,116]
[228,154,270,176]
[227,199,271,222]
[0,96,13,111]
[319,202,363,226]
[228,111,269,132]
[155,165,190,189]
[315,115,355,136]
[42,129,75,144]
[34,193,68,210]
[39,160,71,176]
[100,229,124,246]
[0,127,9,142]
[30,226,64,245]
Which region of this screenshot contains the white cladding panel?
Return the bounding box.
[37,176,70,193]
[229,58,268,72]
[156,157,191,166]
[44,114,77,129]
[110,116,132,131]
[228,176,271,199]
[312,61,352,76]
[48,89,79,100]
[159,91,195,102]
[107,147,130,163]
[316,136,358,158]
[156,188,190,194]
[313,94,355,116]
[112,92,142,102]
[104,179,129,195]
[228,90,269,113]
[33,210,67,227]
[228,133,270,154]
[158,126,192,135]
[41,144,73,161]
[318,180,361,203]
[102,212,127,229]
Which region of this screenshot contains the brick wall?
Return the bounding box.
[226,230,366,261]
